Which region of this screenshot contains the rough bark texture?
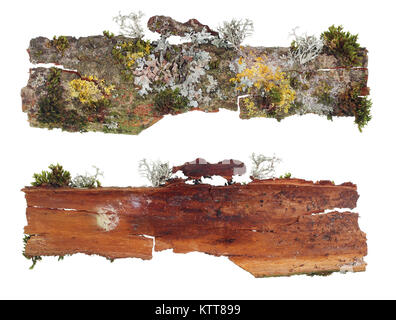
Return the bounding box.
[23,179,367,277]
[21,17,369,134]
[172,158,246,180]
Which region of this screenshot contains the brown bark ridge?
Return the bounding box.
[22,178,367,277]
[172,158,246,180]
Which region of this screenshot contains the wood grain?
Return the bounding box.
[23,178,367,277]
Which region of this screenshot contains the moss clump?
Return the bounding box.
[209,59,220,70]
[279,173,292,179]
[103,30,114,39]
[51,36,69,55]
[23,235,42,270]
[37,68,88,132]
[154,88,190,115]
[31,164,71,188]
[313,81,335,106]
[337,86,372,131]
[354,96,372,132]
[321,25,362,66]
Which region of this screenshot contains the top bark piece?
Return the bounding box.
[147,15,219,37]
[21,16,370,135]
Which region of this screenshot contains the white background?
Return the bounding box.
[0,0,395,299]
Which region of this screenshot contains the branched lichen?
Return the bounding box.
[217,18,254,49]
[113,11,145,39]
[71,166,103,188]
[139,159,173,187]
[250,153,280,179]
[289,27,323,65]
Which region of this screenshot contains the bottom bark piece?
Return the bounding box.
[22,179,367,277]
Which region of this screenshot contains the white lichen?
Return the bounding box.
[96,211,119,232]
[183,28,215,45]
[250,153,281,180]
[71,166,103,188]
[217,18,254,49]
[139,159,173,187]
[289,27,323,65]
[113,11,145,38]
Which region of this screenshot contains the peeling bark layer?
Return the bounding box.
[23,179,367,277]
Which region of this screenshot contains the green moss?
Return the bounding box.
[103,30,114,39]
[354,96,372,132]
[154,88,190,115]
[321,25,362,66]
[337,86,372,131]
[314,81,335,106]
[209,59,220,70]
[37,68,88,132]
[51,36,69,56]
[267,87,282,104]
[279,173,292,179]
[31,163,71,188]
[23,235,42,270]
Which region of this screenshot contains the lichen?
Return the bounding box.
[231,56,295,118]
[68,76,114,106]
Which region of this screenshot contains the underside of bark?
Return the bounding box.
[23,178,367,277]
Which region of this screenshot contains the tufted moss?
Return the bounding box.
[321,25,362,66]
[51,36,69,56]
[354,96,372,132]
[37,68,88,132]
[31,163,71,188]
[23,235,42,270]
[154,88,190,115]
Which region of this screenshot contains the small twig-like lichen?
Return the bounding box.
[289,27,323,65]
[113,11,145,39]
[139,159,173,187]
[71,166,103,188]
[250,153,280,179]
[217,18,254,49]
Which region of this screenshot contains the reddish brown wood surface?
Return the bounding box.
[23,178,367,277]
[172,158,246,180]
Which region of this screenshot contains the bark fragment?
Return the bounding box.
[23,178,366,277]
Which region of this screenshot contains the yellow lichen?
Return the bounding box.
[230,57,295,116]
[68,76,115,105]
[243,97,266,118]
